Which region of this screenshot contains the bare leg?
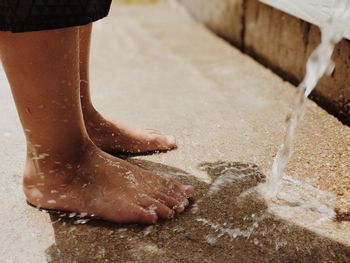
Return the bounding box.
[0,27,193,224]
[79,24,177,154]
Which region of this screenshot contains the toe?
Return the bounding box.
[109,203,158,224]
[150,192,182,212]
[138,196,175,220]
[163,135,177,148]
[168,191,190,213]
[168,179,194,198]
[180,185,195,198]
[156,183,191,214]
[151,134,177,150]
[162,178,194,198]
[173,198,188,213]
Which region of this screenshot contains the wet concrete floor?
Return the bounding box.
[45,160,350,262]
[1,3,350,262]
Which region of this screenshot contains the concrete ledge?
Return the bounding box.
[178,0,350,124]
[176,0,245,48]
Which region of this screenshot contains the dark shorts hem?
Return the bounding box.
[0,0,112,33]
[0,9,110,33]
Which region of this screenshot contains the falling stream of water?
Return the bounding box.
[259,0,350,200]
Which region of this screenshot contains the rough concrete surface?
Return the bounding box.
[1,3,350,262]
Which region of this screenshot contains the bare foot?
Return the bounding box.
[83,109,177,154]
[23,143,194,224]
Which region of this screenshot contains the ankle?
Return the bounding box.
[82,107,108,133]
[25,139,95,178]
[81,103,99,119]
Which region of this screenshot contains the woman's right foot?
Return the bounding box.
[23,144,194,224]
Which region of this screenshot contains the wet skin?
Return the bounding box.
[0,24,194,224]
[24,143,193,223]
[79,24,177,155]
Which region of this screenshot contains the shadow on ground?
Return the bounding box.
[45,160,350,263]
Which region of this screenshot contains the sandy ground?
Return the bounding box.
[0,3,350,262]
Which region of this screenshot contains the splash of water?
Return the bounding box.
[196,217,261,239]
[260,0,350,199]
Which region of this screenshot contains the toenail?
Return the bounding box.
[165,135,176,145]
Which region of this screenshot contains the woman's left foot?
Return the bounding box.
[84,109,177,154]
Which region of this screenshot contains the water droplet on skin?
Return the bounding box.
[125,171,137,186]
[173,203,184,211]
[69,213,77,218]
[32,153,50,161]
[79,212,88,217]
[50,190,58,194]
[147,205,157,215]
[28,187,43,199]
[74,219,90,225]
